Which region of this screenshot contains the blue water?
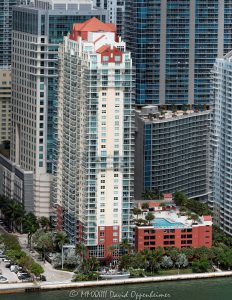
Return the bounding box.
[0,278,232,300]
[152,218,184,228]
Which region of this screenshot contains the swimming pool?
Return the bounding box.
[152,218,184,228]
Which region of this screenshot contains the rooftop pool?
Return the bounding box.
[152,218,184,228]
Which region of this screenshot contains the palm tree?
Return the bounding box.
[0,195,9,218]
[39,216,51,232]
[23,212,39,249]
[133,207,142,219]
[120,239,133,255]
[5,200,24,231]
[141,202,149,210]
[55,231,69,269]
[76,243,87,263]
[145,212,155,225]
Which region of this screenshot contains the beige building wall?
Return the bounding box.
[0,69,11,144]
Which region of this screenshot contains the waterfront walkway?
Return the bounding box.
[1,271,232,294]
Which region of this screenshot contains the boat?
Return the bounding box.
[99,270,130,280]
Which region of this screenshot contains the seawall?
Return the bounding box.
[1,271,232,295]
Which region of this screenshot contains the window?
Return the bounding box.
[103,56,109,61]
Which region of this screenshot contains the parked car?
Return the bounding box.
[18,272,29,279]
[40,275,46,281]
[10,265,18,272]
[0,276,8,284]
[3,259,11,263]
[5,263,11,268]
[18,274,30,281]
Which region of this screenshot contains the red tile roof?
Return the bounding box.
[148,202,161,208]
[71,17,116,36]
[164,193,172,198]
[203,216,212,221]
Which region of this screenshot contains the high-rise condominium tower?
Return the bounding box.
[211,51,232,236]
[125,0,232,106]
[9,0,107,217]
[54,18,134,257]
[93,0,124,36]
[135,106,211,201]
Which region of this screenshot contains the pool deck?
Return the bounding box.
[1,271,232,294]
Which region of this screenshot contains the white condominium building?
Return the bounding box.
[55,17,134,257]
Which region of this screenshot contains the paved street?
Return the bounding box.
[16,233,74,283]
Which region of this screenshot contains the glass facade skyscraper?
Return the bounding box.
[125,0,232,106]
[211,52,232,236]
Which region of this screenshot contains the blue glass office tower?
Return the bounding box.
[125,0,232,106]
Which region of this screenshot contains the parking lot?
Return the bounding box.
[0,260,20,284]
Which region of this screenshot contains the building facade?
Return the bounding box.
[135,106,211,201]
[0,68,11,144]
[135,218,212,251]
[93,0,124,36]
[125,0,232,106]
[211,51,232,236]
[0,0,19,67]
[4,0,107,217]
[0,154,34,213]
[54,17,134,257]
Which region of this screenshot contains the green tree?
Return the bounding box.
[30,262,44,276]
[33,231,54,262]
[23,212,39,249]
[119,254,132,270]
[145,212,155,225]
[176,253,188,268]
[192,259,210,273]
[181,247,195,261]
[161,256,173,269]
[165,248,179,262]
